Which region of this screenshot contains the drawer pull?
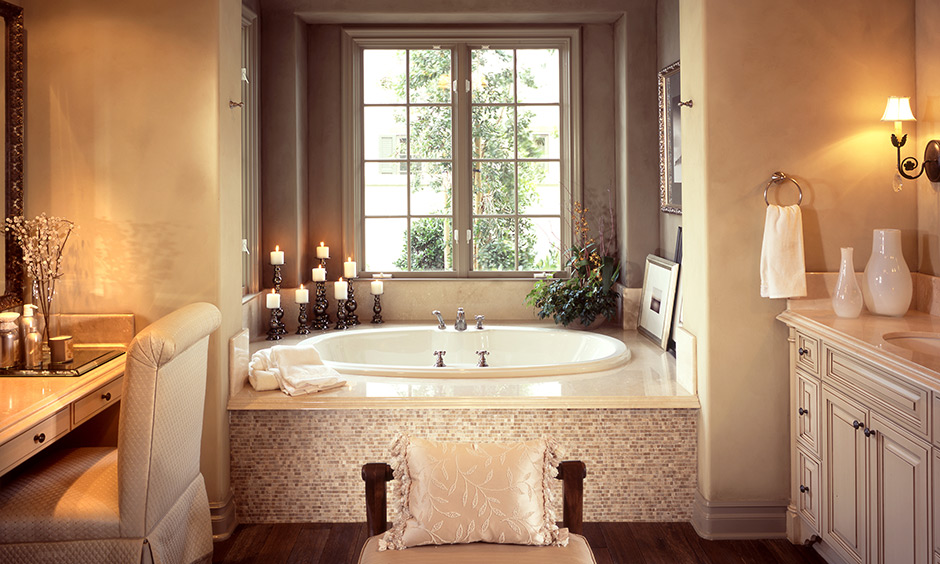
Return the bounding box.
[101,392,112,401]
[852,420,863,430]
[33,432,45,444]
[798,347,809,357]
[864,428,877,438]
[800,485,809,493]
[798,407,807,416]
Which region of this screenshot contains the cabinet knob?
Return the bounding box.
[798,347,808,357]
[101,392,112,401]
[798,407,807,416]
[853,420,862,430]
[800,485,809,493]
[33,432,45,444]
[864,428,876,438]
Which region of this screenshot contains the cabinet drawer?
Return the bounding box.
[796,332,820,377]
[825,346,929,439]
[934,394,940,448]
[796,370,821,458]
[72,376,122,427]
[0,408,70,476]
[797,448,821,534]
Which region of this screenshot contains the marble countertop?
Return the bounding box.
[778,307,940,391]
[229,322,699,410]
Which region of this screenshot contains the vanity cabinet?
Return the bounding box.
[785,325,933,564]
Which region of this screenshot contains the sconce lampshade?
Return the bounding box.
[881,96,916,122]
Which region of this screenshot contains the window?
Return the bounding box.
[344,29,581,277]
[241,6,260,294]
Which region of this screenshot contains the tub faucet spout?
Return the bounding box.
[432,310,445,330]
[455,308,467,331]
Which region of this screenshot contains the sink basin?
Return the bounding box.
[882,332,940,356]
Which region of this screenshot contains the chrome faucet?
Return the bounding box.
[455,308,467,331]
[475,315,485,330]
[432,310,445,330]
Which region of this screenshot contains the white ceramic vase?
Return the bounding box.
[832,247,863,318]
[862,229,912,317]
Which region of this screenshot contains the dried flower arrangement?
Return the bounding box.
[5,213,76,343]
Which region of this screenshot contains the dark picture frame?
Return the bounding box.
[658,61,682,215]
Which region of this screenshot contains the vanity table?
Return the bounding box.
[0,351,126,477]
[778,307,940,564]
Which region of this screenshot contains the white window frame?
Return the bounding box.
[341,27,582,278]
[241,5,261,295]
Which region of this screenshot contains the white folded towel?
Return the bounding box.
[760,204,807,299]
[248,345,346,397]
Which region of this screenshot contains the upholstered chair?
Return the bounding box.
[0,302,222,564]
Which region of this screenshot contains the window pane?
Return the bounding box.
[410,106,452,159]
[517,49,559,103]
[410,49,452,104]
[472,161,515,214]
[518,106,559,159]
[518,161,560,215]
[408,217,454,271]
[364,107,407,160]
[364,162,407,216]
[364,50,406,104]
[365,218,408,272]
[411,162,451,215]
[520,217,561,271]
[473,217,516,271]
[471,49,514,103]
[472,105,515,159]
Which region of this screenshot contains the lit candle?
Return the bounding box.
[270,245,285,265]
[371,280,384,295]
[295,285,309,304]
[312,266,326,282]
[316,242,330,259]
[334,278,348,300]
[344,257,357,279]
[266,290,280,309]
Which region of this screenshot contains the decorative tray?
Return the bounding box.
[0,349,125,377]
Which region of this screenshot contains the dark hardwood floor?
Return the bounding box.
[212,522,827,564]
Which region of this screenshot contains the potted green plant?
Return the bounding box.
[526,202,620,328]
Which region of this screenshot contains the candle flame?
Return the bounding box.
[300,284,304,289]
[338,277,343,282]
[271,289,276,294]
[320,241,325,246]
[347,257,352,262]
[275,245,280,251]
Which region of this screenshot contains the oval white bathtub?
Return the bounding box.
[300,326,631,378]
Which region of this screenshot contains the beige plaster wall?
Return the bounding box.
[915,0,940,274]
[22,0,243,505]
[682,0,917,506]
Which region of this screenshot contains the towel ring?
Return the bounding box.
[764,171,803,206]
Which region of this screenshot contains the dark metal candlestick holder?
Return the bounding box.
[266,307,284,340]
[313,281,330,330]
[273,264,282,292]
[296,303,311,334]
[272,265,286,336]
[334,299,348,330]
[371,294,384,324]
[345,279,360,326]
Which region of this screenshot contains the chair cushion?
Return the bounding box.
[381,435,565,550]
[0,447,119,543]
[359,533,596,564]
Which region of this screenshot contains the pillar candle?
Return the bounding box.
[295,285,309,303]
[316,242,330,259]
[344,257,357,279]
[371,280,384,295]
[334,278,348,300]
[266,291,280,309]
[312,267,326,282]
[270,245,285,265]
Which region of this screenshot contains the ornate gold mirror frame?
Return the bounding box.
[0,0,23,311]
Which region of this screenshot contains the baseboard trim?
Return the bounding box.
[690,490,788,540]
[210,490,237,541]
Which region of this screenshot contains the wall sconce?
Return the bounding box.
[881,96,940,182]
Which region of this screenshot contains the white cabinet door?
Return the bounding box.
[868,413,930,564]
[826,389,868,564]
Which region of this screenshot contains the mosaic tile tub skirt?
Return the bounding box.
[229,407,698,523]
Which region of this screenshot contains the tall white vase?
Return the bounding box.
[862,229,912,317]
[832,247,863,318]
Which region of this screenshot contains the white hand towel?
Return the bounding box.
[248,345,346,396]
[760,204,807,299]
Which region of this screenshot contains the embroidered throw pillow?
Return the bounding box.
[378,435,568,550]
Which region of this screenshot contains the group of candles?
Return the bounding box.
[265,243,385,309]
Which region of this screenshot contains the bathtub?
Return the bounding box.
[300,325,631,378]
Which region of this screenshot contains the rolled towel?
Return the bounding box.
[760,204,807,299]
[248,345,346,396]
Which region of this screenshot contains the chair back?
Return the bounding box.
[117,302,221,537]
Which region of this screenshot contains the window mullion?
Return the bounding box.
[453,44,471,276]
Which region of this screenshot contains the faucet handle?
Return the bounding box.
[475,350,489,367]
[432,350,446,367]
[475,315,485,330]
